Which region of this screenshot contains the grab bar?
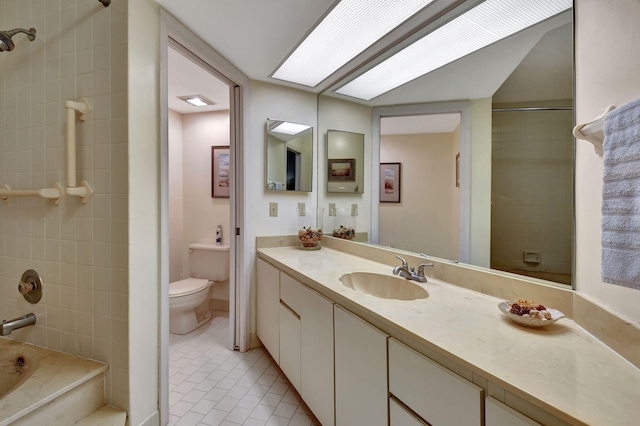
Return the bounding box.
[0,183,65,205]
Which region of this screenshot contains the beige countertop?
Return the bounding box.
[258,246,640,426]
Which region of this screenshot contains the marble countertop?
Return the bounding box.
[258,246,640,426]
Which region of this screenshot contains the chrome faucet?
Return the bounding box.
[392,255,433,283]
[1,313,36,336]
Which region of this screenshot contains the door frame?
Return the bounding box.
[159,11,251,425]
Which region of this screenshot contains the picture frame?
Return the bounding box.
[380,162,401,203]
[211,146,230,198]
[327,158,356,181]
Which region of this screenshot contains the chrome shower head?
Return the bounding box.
[0,28,36,52]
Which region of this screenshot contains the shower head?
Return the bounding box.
[0,28,37,52]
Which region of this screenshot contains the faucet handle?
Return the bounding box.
[395,255,408,267]
[417,263,434,276]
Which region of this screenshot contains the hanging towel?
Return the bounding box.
[601,97,640,289]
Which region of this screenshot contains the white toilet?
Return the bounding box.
[169,243,230,334]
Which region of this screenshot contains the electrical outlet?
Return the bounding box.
[351,203,358,216]
[329,203,336,216]
[298,202,306,216]
[269,202,278,217]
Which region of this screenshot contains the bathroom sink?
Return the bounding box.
[339,272,428,300]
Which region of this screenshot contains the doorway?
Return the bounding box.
[160,13,250,425]
[378,113,462,258]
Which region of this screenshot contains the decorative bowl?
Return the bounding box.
[298,227,322,250]
[498,301,565,328]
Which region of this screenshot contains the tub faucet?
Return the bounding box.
[1,313,36,336]
[393,255,433,283]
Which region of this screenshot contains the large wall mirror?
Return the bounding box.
[317,7,574,288]
[327,130,364,194]
[266,119,313,192]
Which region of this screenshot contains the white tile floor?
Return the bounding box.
[169,312,321,426]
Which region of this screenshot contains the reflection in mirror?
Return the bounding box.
[327,130,364,194]
[318,11,574,288]
[266,119,313,192]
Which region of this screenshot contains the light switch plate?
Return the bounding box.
[269,202,278,217]
[351,203,358,216]
[329,203,336,216]
[298,202,306,216]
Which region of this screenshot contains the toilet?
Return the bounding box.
[169,243,230,334]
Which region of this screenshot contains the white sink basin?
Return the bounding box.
[339,272,428,300]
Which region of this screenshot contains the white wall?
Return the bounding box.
[128,0,161,423]
[380,132,459,258]
[575,0,640,321]
[168,110,184,283]
[318,95,373,236]
[469,98,492,267]
[247,80,318,344]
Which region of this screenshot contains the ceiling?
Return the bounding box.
[160,0,572,117]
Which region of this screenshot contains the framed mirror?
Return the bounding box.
[327,130,364,194]
[266,119,313,192]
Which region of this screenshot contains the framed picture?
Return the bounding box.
[380,162,401,203]
[455,152,460,188]
[328,158,356,181]
[211,146,230,198]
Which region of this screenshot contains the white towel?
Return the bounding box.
[601,97,640,289]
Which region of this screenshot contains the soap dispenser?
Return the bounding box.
[216,225,222,245]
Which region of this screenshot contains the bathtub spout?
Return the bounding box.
[1,313,36,336]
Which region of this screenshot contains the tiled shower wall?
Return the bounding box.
[0,0,128,410]
[491,109,573,276]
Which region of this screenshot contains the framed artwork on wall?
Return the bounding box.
[380,162,401,203]
[328,158,356,181]
[211,146,230,198]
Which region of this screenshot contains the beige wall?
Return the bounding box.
[0,0,130,411]
[575,0,640,321]
[168,110,184,283]
[379,132,459,258]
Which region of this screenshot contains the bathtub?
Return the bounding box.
[0,338,108,425]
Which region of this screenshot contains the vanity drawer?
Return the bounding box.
[389,338,483,426]
[485,397,542,426]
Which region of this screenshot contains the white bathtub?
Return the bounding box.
[0,338,107,425]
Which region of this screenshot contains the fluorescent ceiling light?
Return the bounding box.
[336,0,572,100]
[271,0,435,87]
[178,95,216,107]
[271,122,312,135]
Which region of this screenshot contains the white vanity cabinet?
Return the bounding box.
[389,338,484,426]
[485,397,542,426]
[279,272,335,426]
[256,258,280,362]
[334,305,388,426]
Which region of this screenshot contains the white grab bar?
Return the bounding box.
[64,98,93,203]
[0,183,65,205]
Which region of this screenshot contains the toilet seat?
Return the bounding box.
[169,278,210,298]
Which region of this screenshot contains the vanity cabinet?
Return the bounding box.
[279,272,335,426]
[485,397,542,426]
[334,305,388,426]
[389,338,484,426]
[256,259,280,362]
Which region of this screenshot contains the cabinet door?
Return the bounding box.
[390,397,430,426]
[389,338,483,426]
[485,397,542,426]
[334,305,388,426]
[278,301,301,390]
[281,273,335,426]
[256,258,280,361]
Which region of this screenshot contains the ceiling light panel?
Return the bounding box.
[336,0,572,100]
[271,122,312,135]
[271,0,435,87]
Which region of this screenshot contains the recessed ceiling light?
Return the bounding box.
[271,0,435,87]
[271,122,312,135]
[177,95,216,107]
[336,0,572,100]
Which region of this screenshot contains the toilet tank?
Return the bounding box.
[188,243,230,281]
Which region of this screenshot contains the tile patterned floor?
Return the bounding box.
[169,312,321,426]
